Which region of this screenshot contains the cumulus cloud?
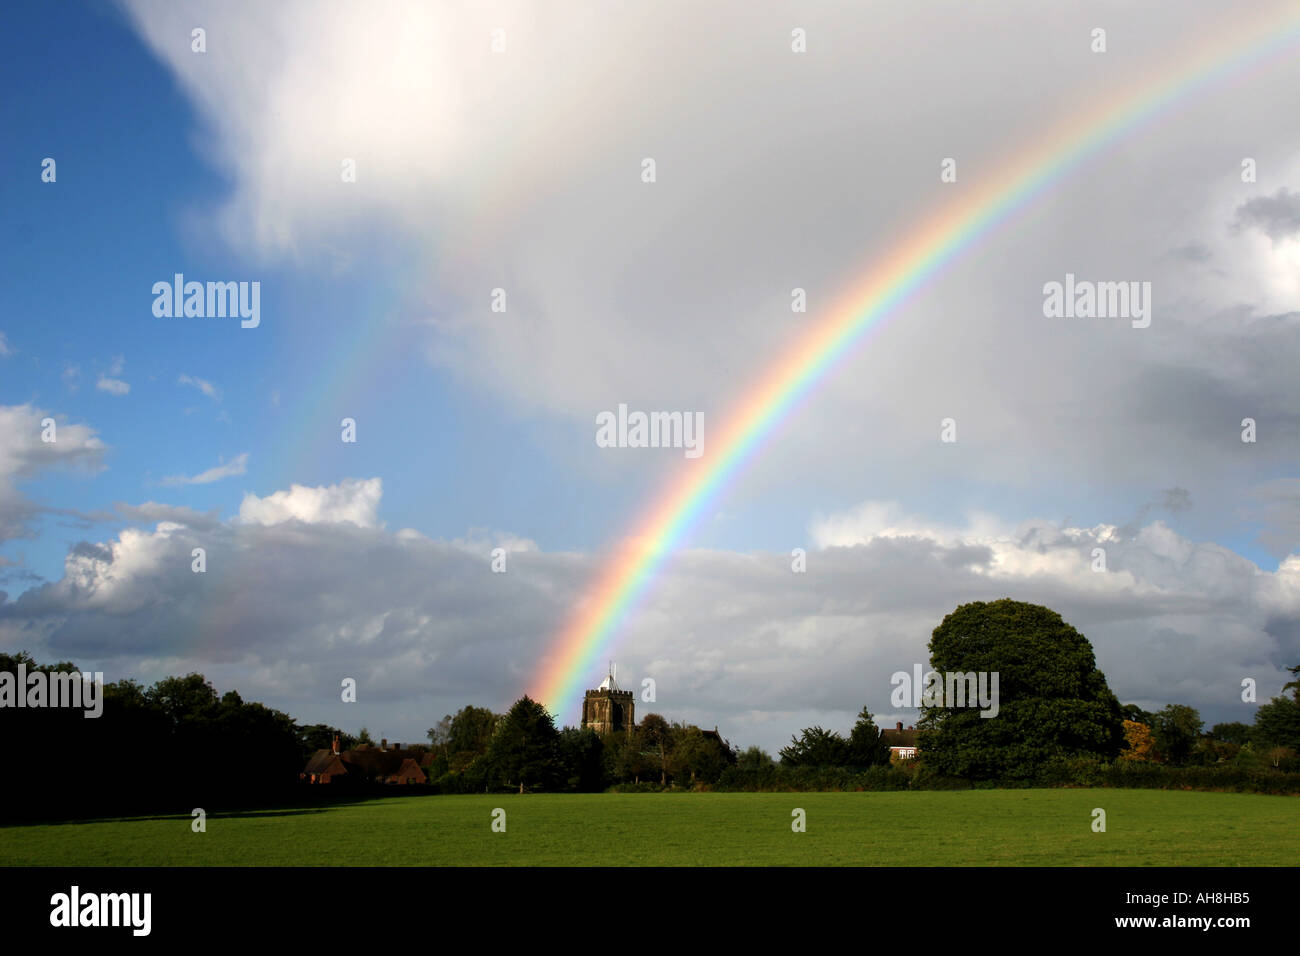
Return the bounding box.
[236,477,382,528]
[160,452,249,486]
[3,480,1297,753]
[1234,188,1300,242]
[118,0,1300,522]
[0,404,106,542]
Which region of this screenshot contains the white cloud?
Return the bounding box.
[0,404,106,542]
[0,332,12,357]
[95,356,130,395]
[118,0,1300,522]
[178,374,221,401]
[160,451,249,486]
[236,476,382,528]
[96,377,130,396]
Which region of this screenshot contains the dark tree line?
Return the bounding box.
[913,602,1300,779]
[423,696,737,793]
[1,652,307,821]
[1119,665,1300,769]
[8,600,1296,819]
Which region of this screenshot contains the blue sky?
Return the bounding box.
[2,0,1299,750]
[0,2,642,583]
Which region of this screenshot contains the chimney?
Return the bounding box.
[332,734,339,755]
[896,721,903,732]
[381,738,388,751]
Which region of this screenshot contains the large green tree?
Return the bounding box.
[1149,704,1203,765]
[1253,696,1300,750]
[487,696,561,793]
[917,599,1124,779]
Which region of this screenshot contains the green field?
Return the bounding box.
[2,790,1296,866]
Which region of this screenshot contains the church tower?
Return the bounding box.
[581,665,635,734]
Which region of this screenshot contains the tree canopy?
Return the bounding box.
[918,599,1125,779]
[486,695,561,793]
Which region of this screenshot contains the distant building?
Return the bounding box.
[581,667,636,734]
[881,721,919,760]
[302,735,430,785]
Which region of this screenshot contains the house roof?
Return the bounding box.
[881,728,919,747]
[303,750,348,776]
[303,747,428,777]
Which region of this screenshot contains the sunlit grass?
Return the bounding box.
[2,789,1295,866]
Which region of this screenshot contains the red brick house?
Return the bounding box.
[303,736,430,785]
[881,721,919,760]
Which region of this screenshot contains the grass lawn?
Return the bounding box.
[1,789,1295,866]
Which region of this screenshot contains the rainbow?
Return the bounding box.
[533,5,1300,716]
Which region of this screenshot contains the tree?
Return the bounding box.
[147,673,220,727]
[355,726,375,746]
[487,696,561,793]
[1253,695,1300,751]
[638,713,675,784]
[1120,703,1154,725]
[1282,664,1300,702]
[728,746,778,788]
[1120,720,1155,761]
[671,727,730,785]
[1149,704,1203,765]
[1208,722,1253,746]
[917,599,1125,779]
[779,726,850,767]
[427,715,452,754]
[557,726,606,791]
[447,705,499,756]
[847,707,890,767]
[297,723,355,759]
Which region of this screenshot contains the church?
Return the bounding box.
[580,667,636,734]
[578,667,733,757]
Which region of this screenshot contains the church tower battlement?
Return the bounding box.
[580,665,635,734]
